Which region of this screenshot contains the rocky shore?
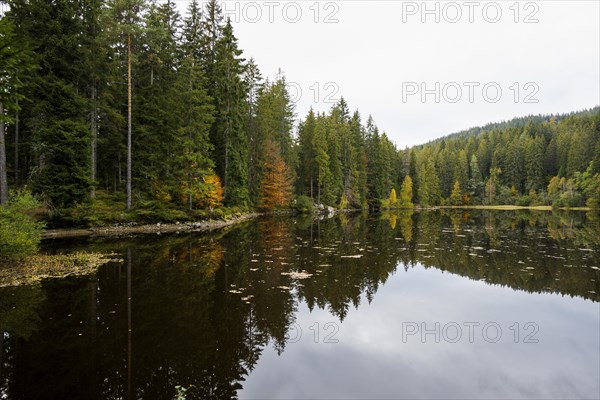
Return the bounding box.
[42,213,261,239]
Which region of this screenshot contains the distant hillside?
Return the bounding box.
[420,106,600,147]
[407,106,600,207]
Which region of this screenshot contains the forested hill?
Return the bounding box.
[0,0,599,229]
[402,107,600,208]
[421,107,600,147]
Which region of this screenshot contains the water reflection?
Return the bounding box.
[0,210,598,399]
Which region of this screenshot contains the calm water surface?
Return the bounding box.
[1,210,599,399]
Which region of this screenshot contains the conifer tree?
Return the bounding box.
[468,155,484,201]
[105,0,145,209]
[212,19,248,205]
[399,176,413,208]
[0,17,31,204]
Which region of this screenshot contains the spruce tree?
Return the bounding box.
[0,17,31,204]
[213,19,248,205]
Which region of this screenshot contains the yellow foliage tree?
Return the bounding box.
[201,174,224,210]
[179,171,224,210]
[399,175,414,208]
[259,141,294,210]
[449,180,462,205]
[389,188,398,208]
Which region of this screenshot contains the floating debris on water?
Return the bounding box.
[281,271,313,279]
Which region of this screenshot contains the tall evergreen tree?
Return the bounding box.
[213,19,248,205]
[8,0,95,209]
[105,0,145,209]
[468,154,483,201]
[0,17,31,204]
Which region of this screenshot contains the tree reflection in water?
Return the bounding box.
[0,210,598,399]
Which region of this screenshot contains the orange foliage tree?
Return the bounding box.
[259,140,294,210]
[201,174,225,209]
[179,171,224,210]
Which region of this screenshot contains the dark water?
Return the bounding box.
[1,210,599,399]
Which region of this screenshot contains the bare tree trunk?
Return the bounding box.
[0,330,4,380]
[126,33,132,210]
[317,171,321,205]
[14,101,19,186]
[91,85,97,198]
[0,102,8,205]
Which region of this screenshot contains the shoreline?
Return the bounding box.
[434,205,594,211]
[39,205,596,240]
[42,213,261,239]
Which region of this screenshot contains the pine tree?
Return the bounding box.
[105,0,146,209]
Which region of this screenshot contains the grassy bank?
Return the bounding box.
[0,252,118,287]
[42,212,260,239]
[45,190,251,228]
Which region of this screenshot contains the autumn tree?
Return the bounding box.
[181,172,224,210]
[449,180,462,205]
[399,175,413,208]
[201,174,225,209]
[259,140,294,210]
[389,188,397,208]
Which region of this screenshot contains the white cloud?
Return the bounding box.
[224,0,599,147]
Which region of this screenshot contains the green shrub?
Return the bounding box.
[516,196,531,206]
[1,190,45,259]
[294,195,314,213]
[338,194,350,210]
[9,188,41,211]
[132,200,189,223]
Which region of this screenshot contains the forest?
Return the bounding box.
[0,0,599,230]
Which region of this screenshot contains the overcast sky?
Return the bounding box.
[207,0,599,148]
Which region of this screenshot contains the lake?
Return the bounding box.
[1,210,599,399]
